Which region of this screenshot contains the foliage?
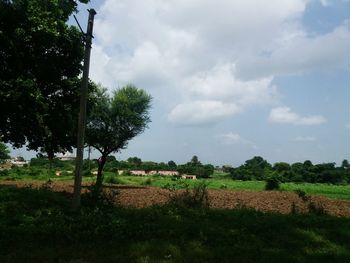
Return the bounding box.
[294,189,309,202]
[0,186,350,262]
[230,156,350,185]
[168,181,209,209]
[0,0,91,158]
[265,178,280,191]
[177,156,214,178]
[85,85,152,189]
[0,142,10,163]
[30,157,74,170]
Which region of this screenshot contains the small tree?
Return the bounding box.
[86,85,152,190]
[0,142,10,163]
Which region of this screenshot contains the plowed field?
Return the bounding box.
[1,180,350,217]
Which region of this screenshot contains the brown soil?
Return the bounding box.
[1,180,350,217]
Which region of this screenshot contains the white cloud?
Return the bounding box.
[87,0,349,126]
[320,0,331,6]
[219,132,258,149]
[168,100,240,126]
[319,0,350,6]
[168,64,276,125]
[293,136,316,142]
[237,23,350,79]
[269,107,327,125]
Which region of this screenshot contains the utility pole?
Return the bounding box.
[72,9,97,210]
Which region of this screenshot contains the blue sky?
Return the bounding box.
[11,0,350,166]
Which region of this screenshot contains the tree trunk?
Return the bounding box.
[95,155,107,191]
[47,151,54,170]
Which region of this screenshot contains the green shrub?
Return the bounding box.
[82,169,93,177]
[0,169,9,176]
[168,182,209,209]
[141,178,152,185]
[220,184,227,189]
[265,178,280,191]
[105,176,124,185]
[82,185,119,208]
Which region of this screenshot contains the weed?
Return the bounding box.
[308,202,327,216]
[220,184,227,189]
[294,189,310,202]
[40,179,53,190]
[83,184,119,208]
[0,170,9,176]
[293,189,327,216]
[105,176,124,185]
[142,178,152,186]
[169,182,209,209]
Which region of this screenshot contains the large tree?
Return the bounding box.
[86,85,152,189]
[0,0,89,158]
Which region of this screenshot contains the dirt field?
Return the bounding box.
[1,180,350,217]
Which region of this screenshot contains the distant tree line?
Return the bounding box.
[227,156,350,185]
[103,155,214,178]
[27,154,350,184]
[27,155,215,178]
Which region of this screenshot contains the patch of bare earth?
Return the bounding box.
[1,180,350,217]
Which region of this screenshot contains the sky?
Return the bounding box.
[11,0,350,166]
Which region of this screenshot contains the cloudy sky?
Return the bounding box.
[13,0,350,166]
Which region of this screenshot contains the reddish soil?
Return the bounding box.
[1,180,350,217]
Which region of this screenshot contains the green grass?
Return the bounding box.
[106,175,350,200]
[0,185,349,262]
[281,183,350,200]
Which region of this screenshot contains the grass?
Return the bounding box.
[1,168,350,200]
[281,183,350,200]
[0,185,349,262]
[105,175,350,200]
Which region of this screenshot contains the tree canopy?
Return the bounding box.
[0,142,10,163]
[230,156,350,185]
[85,84,152,188]
[0,0,90,158]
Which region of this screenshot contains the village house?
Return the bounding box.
[118,170,179,176]
[181,175,197,180]
[10,157,28,167]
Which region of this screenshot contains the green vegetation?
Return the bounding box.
[2,167,350,200]
[0,0,90,158]
[0,142,10,163]
[0,185,349,262]
[85,85,152,189]
[281,183,350,200]
[230,156,350,185]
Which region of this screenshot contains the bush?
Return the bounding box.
[82,184,119,208]
[308,202,327,216]
[168,182,209,209]
[220,184,227,189]
[0,169,9,176]
[105,176,124,185]
[141,178,152,186]
[294,189,309,201]
[265,178,280,191]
